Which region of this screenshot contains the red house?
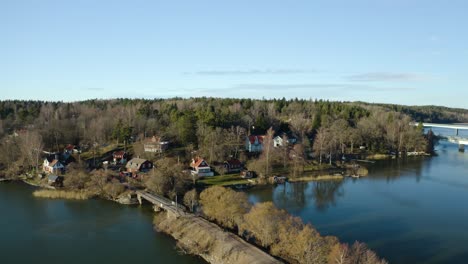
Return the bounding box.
[113,151,128,164]
[190,157,214,177]
[223,159,243,173]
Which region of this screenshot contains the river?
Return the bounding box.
[248,129,468,264]
[0,182,205,264]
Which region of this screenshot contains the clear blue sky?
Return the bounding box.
[1,0,467,108]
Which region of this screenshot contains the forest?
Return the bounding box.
[0,97,455,180]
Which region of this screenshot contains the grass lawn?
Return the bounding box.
[79,143,131,160]
[198,174,250,186]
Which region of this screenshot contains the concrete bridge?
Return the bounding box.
[420,123,468,151]
[420,123,468,136]
[136,190,186,218]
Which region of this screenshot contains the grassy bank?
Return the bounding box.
[33,189,91,200]
[198,174,250,186]
[289,174,344,183]
[366,154,392,160]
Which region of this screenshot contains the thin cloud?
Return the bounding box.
[199,83,414,94]
[347,72,429,82]
[188,69,315,76]
[234,83,344,89]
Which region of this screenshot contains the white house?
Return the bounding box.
[190,157,214,177]
[144,136,169,153]
[273,134,298,147]
[43,157,65,174]
[246,135,265,152]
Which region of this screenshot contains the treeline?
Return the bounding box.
[356,102,468,123]
[197,186,387,264]
[0,98,439,179]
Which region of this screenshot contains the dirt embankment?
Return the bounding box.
[154,213,282,264]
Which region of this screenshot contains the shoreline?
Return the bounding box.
[288,174,344,183]
[154,212,281,264]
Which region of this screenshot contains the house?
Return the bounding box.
[190,157,214,177]
[43,157,65,174]
[144,136,169,153]
[126,158,153,173]
[223,159,243,173]
[48,175,64,186]
[113,151,128,164]
[246,135,265,153]
[273,133,298,147]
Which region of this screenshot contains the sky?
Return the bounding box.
[1,0,467,108]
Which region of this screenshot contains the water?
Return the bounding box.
[248,135,468,263]
[0,183,205,264]
[1,127,466,264]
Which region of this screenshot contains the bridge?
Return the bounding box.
[420,123,468,151]
[420,123,468,136]
[136,190,186,218]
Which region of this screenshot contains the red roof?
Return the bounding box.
[248,135,265,144]
[191,157,209,168]
[65,144,75,150]
[113,151,126,157]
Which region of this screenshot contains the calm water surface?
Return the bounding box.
[1,128,466,264]
[0,183,205,264]
[248,136,468,263]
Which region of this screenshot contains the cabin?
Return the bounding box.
[223,159,243,173]
[246,135,265,153]
[113,151,128,164]
[144,136,169,153]
[126,158,153,173]
[190,157,214,177]
[43,157,65,174]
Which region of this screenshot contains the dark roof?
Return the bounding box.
[225,159,242,166]
[248,135,265,144]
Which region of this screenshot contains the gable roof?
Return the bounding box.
[45,158,63,168]
[191,157,209,168]
[126,158,151,170]
[248,135,265,144]
[113,151,126,156]
[65,144,77,151]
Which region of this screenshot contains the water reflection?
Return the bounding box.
[310,180,344,211]
[269,180,345,213]
[247,139,468,264]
